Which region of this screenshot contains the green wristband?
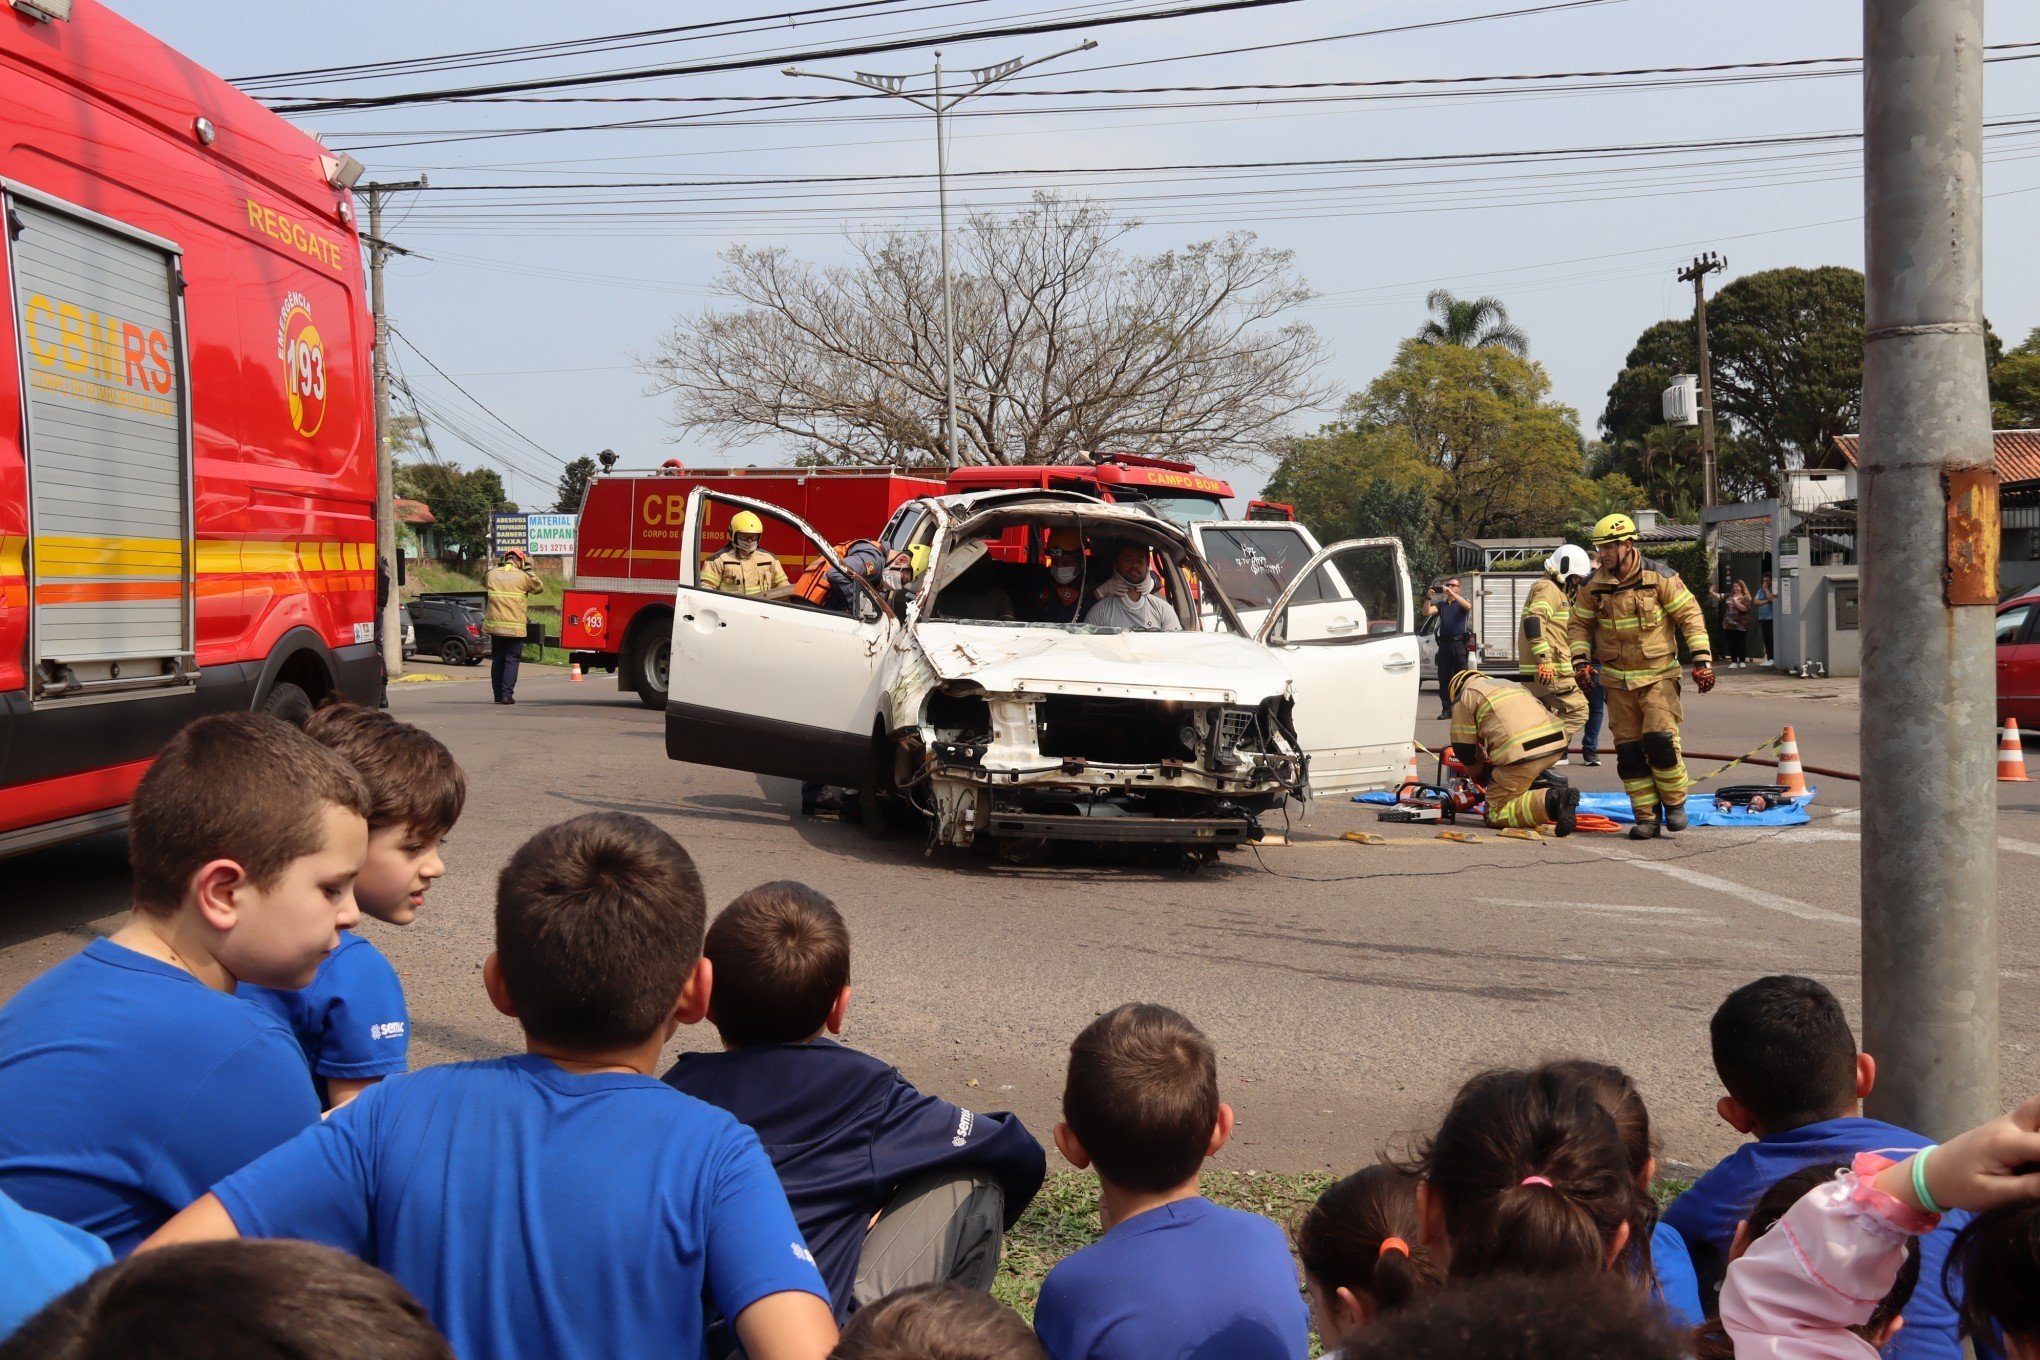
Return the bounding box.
[1910,1145,1945,1215]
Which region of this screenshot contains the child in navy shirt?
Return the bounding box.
[243,703,466,1108]
[0,713,370,1254]
[665,882,1045,1325]
[1033,1003,1307,1360]
[146,813,838,1360]
[1660,974,1967,1360]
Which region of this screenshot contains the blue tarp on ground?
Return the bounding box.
[1355,788,1816,827]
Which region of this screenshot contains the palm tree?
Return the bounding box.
[1416,289,1529,355]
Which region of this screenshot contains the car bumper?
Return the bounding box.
[980,809,1256,844]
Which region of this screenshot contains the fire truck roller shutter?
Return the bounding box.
[9,193,194,699]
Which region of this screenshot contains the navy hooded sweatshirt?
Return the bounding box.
[663,1038,1046,1319]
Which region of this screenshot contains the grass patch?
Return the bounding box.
[403,562,572,665]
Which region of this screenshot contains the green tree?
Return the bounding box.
[1416,289,1528,355]
[555,456,599,513]
[1992,326,2040,428]
[395,461,517,560]
[1267,341,1585,568]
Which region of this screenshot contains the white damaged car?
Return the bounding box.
[663,488,1420,857]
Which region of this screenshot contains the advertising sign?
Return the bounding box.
[491,514,528,556]
[528,513,577,557]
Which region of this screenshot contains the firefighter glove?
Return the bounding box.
[1572,659,1597,689]
[1535,660,1557,685]
[1693,663,1716,694]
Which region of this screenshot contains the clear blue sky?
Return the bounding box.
[111,0,2040,510]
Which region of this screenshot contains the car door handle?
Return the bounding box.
[1327,617,1359,633]
[1385,657,1416,671]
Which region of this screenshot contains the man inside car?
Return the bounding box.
[1085,543,1181,633]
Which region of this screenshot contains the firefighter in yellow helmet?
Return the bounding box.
[700,509,792,600]
[1519,544,1592,752]
[1567,512,1714,839]
[1447,669,1580,835]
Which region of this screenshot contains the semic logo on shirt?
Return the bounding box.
[370,1022,406,1041]
[792,1243,816,1265]
[951,1110,975,1148]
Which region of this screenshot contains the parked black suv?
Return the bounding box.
[410,596,486,665]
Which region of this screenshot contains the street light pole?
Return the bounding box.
[786,38,1097,466]
[1859,0,1998,1140]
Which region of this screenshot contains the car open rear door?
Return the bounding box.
[665,488,893,787]
[1255,538,1420,798]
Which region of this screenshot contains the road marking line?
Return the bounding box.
[1573,843,1856,926]
[1796,814,2038,858]
[1476,896,1699,918]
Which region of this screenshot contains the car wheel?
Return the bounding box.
[260,680,314,727]
[439,638,468,665]
[631,627,671,711]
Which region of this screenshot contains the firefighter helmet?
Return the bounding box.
[1545,544,1592,583]
[1447,669,1479,705]
[1046,527,1082,552]
[1591,513,1639,547]
[729,510,764,536]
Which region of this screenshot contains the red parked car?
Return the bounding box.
[2002,588,2040,728]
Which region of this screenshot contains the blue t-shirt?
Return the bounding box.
[1649,1218,1703,1326]
[0,1188,111,1336]
[1435,598,1472,645]
[1034,1196,1307,1360]
[242,931,409,1095]
[0,938,321,1255]
[213,1054,828,1360]
[1661,1116,1966,1360]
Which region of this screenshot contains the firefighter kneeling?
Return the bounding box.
[1567,513,1714,840]
[1447,670,1581,836]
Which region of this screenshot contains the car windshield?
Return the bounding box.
[921,515,1243,636]
[1127,494,1231,523]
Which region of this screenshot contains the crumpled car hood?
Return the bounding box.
[912,620,1291,704]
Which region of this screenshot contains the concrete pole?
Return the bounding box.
[367,186,402,684]
[933,52,960,467]
[1859,0,1999,1138]
[1692,269,1718,511]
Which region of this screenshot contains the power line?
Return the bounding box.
[271,0,1588,113]
[389,326,566,468]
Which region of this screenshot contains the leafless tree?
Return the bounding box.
[639,195,1331,467]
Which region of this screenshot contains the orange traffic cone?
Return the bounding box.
[569,662,584,683]
[1775,726,1810,798]
[1403,747,1422,791]
[2002,719,2032,783]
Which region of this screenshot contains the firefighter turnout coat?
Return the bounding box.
[483,562,544,639]
[1565,558,1710,689]
[1518,576,1577,684]
[1449,673,1568,770]
[700,546,789,597]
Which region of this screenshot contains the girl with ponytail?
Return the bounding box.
[1292,1163,1439,1356]
[1407,1066,1638,1281]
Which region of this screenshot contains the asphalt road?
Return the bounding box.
[5,662,2036,1180]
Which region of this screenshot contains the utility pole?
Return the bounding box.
[1860,0,1998,1139]
[363,177,426,686]
[785,39,1096,466]
[1677,252,1727,511]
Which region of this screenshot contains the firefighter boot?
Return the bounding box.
[1544,785,1580,837]
[1662,803,1690,833]
[1616,741,1659,838]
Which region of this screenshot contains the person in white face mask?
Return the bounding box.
[1024,528,1090,623]
[1085,543,1181,632]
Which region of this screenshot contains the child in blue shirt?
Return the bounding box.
[242,703,466,1109]
[0,713,371,1254]
[145,812,838,1360]
[1033,1003,1307,1360]
[0,1188,112,1336]
[1660,974,1967,1360]
[664,881,1045,1324]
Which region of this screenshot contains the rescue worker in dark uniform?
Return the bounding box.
[1567,513,1714,839]
[1519,545,1592,755]
[1447,670,1580,835]
[1025,528,1089,624]
[1426,577,1474,719]
[700,510,793,600]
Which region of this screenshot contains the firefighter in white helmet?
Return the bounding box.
[1519,544,1592,757]
[1567,513,1714,839]
[700,510,793,600]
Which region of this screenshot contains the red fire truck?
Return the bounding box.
[1,1,379,855]
[562,466,945,708]
[943,452,1290,522]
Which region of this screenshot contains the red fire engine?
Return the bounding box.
[1,1,379,855]
[562,465,945,708]
[943,452,1290,522]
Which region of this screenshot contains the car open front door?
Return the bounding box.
[665,488,894,786]
[1255,538,1420,798]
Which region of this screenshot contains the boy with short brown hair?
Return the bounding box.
[665,883,1044,1325]
[830,1283,1043,1360]
[1033,1003,1307,1360]
[149,814,837,1360]
[0,712,370,1254]
[243,702,466,1107]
